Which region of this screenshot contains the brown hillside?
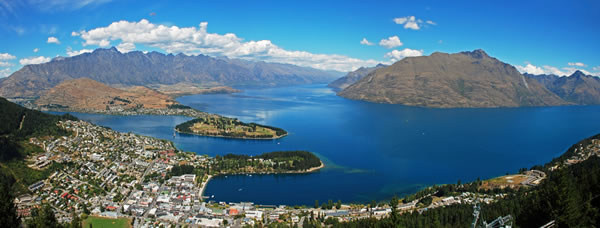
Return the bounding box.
[34,78,178,111]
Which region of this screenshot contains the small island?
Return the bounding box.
[175,117,288,139]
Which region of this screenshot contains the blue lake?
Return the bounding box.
[61,84,600,206]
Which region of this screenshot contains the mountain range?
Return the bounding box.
[3,47,599,109]
[525,71,600,105]
[338,50,567,108]
[327,64,387,90]
[0,47,341,98]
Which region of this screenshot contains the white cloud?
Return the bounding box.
[19,56,51,65]
[393,16,434,30]
[0,53,16,60]
[516,63,545,75]
[0,68,12,78]
[568,62,586,67]
[33,48,39,53]
[593,66,600,72]
[0,61,14,67]
[379,36,403,49]
[27,0,113,11]
[393,17,409,24]
[384,48,423,62]
[516,62,598,76]
[360,38,374,46]
[47,36,60,44]
[72,19,379,72]
[66,47,93,56]
[0,53,15,67]
[71,31,80,36]
[98,39,110,47]
[116,42,135,53]
[542,65,567,75]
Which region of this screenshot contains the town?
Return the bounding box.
[15,120,550,227]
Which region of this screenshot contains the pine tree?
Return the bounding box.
[390,195,399,224]
[70,211,81,228]
[29,204,60,228]
[0,173,20,227]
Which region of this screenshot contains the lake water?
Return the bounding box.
[62,84,600,206]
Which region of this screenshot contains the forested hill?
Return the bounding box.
[224,151,322,171]
[0,97,76,161]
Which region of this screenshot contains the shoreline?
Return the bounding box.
[199,174,213,200]
[303,161,325,173]
[38,107,213,118]
[41,107,288,140]
[200,161,324,200]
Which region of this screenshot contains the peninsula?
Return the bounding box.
[28,77,287,139]
[0,97,322,227]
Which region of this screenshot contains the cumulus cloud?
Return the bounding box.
[47,36,60,44]
[66,47,93,57]
[393,16,434,30]
[116,42,135,53]
[0,68,12,78]
[384,48,423,62]
[516,62,597,76]
[33,48,39,53]
[0,53,16,60]
[516,63,545,75]
[72,19,379,71]
[19,56,51,65]
[568,62,586,67]
[360,38,374,46]
[379,36,403,49]
[98,39,110,47]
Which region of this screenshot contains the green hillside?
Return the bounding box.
[0,97,76,193]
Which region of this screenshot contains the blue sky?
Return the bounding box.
[0,0,599,77]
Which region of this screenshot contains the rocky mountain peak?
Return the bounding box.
[461,49,489,59]
[570,70,587,78]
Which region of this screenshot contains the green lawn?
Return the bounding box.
[82,216,131,228]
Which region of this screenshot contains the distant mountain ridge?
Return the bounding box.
[0,47,341,98]
[525,71,600,105]
[328,64,387,90]
[338,50,567,108]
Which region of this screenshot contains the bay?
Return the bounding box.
[60,84,600,206]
